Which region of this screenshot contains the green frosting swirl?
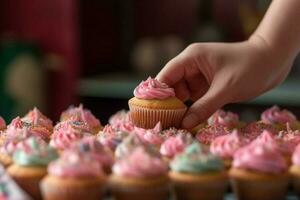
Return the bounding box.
[13,137,58,166]
[170,142,224,173]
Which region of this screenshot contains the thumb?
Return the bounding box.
[182,85,227,129]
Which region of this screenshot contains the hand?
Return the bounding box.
[156,36,293,129]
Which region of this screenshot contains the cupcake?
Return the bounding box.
[195,125,229,146]
[133,122,165,147]
[243,121,278,141]
[22,107,53,131]
[97,125,130,151]
[261,105,299,130]
[160,132,193,160]
[210,130,249,168]
[109,110,135,133]
[290,144,300,197]
[208,109,245,130]
[7,137,58,199]
[128,77,187,129]
[115,134,144,159]
[109,146,169,200]
[40,151,107,200]
[169,142,228,200]
[278,124,300,150]
[50,118,93,151]
[229,140,289,200]
[70,136,114,174]
[60,104,102,134]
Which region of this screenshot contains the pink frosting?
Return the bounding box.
[208,109,239,128]
[0,117,6,130]
[109,110,135,133]
[210,130,249,159]
[196,125,229,145]
[0,134,27,155]
[71,137,114,170]
[292,144,300,167]
[113,146,168,178]
[134,122,164,145]
[261,105,297,124]
[61,104,101,129]
[50,118,92,150]
[253,130,294,155]
[160,133,193,158]
[48,150,102,177]
[22,107,53,130]
[133,77,175,100]
[279,124,300,150]
[233,140,287,173]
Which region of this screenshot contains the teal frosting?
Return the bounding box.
[13,137,58,166]
[170,142,224,173]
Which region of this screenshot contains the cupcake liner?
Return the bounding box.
[40,176,106,200]
[230,174,289,200]
[129,104,187,129]
[13,176,43,200]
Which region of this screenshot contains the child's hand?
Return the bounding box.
[157,36,293,129]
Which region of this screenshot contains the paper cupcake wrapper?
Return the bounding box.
[129,104,187,129]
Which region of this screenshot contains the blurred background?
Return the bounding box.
[0,0,300,124]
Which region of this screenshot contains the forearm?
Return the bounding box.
[250,0,300,61]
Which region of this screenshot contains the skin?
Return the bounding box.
[156,0,300,129]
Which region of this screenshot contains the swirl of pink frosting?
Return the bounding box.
[50,118,92,150]
[261,105,297,124]
[210,130,249,159]
[22,107,53,130]
[208,109,239,128]
[279,124,300,151]
[113,146,168,178]
[160,133,193,158]
[0,117,6,130]
[133,122,164,145]
[71,137,114,170]
[97,125,129,150]
[292,144,300,167]
[133,77,175,100]
[61,104,101,129]
[233,140,287,173]
[253,130,294,155]
[0,134,27,155]
[196,125,229,145]
[48,150,102,177]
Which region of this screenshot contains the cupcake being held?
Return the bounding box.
[109,146,169,200]
[70,136,114,174]
[169,142,228,200]
[210,130,249,168]
[208,109,245,130]
[229,140,289,200]
[129,77,187,129]
[7,137,58,199]
[261,105,299,130]
[40,150,106,200]
[60,104,102,134]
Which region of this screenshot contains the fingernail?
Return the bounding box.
[182,113,198,129]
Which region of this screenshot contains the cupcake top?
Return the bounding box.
[6,117,32,136]
[243,121,278,136]
[134,122,164,145]
[233,140,287,173]
[261,105,297,125]
[50,118,93,150]
[170,142,224,174]
[22,107,53,131]
[292,144,300,167]
[115,134,144,159]
[108,110,134,132]
[196,125,229,145]
[0,117,6,130]
[113,146,168,178]
[133,77,175,100]
[48,150,102,177]
[0,133,29,155]
[70,136,114,168]
[60,104,101,130]
[160,133,193,158]
[13,137,58,167]
[97,125,129,151]
[208,109,239,128]
[210,130,249,159]
[278,125,300,149]
[161,127,191,138]
[253,130,294,155]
